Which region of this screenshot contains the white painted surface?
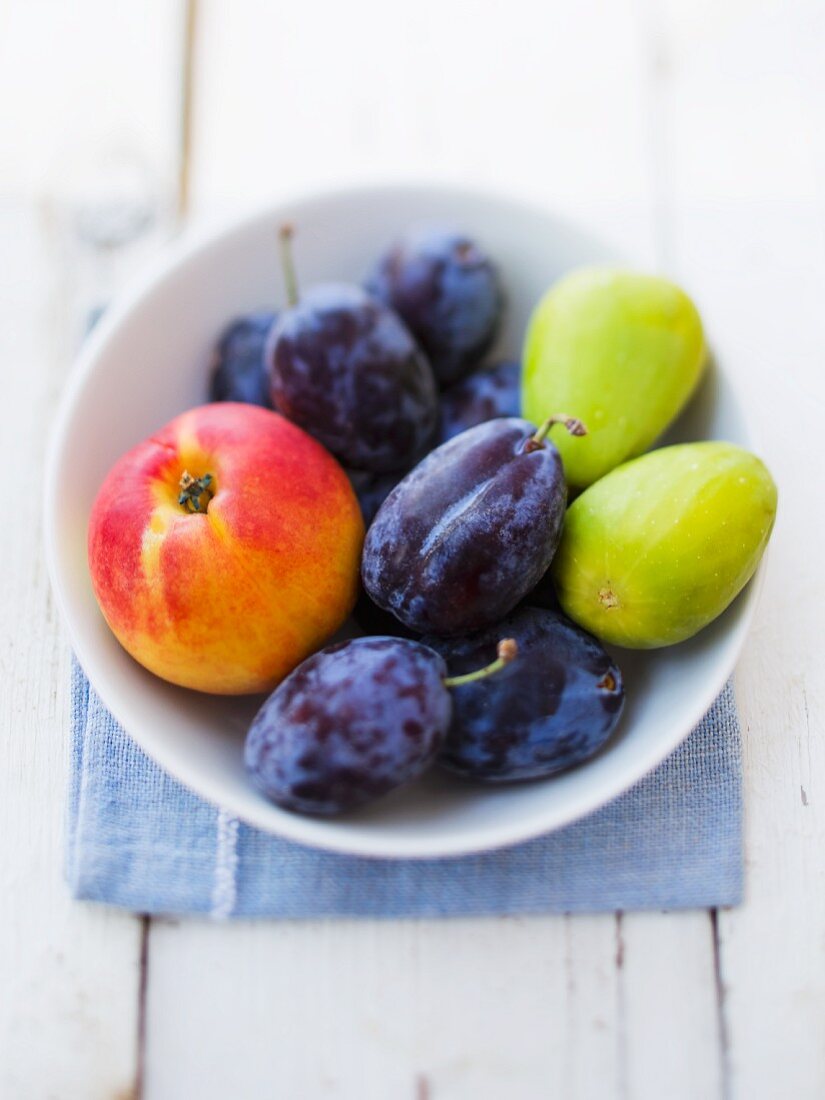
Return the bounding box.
[661,4,825,1095]
[0,203,142,1100]
[1,0,823,1097]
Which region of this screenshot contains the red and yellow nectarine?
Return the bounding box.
[88,403,364,694]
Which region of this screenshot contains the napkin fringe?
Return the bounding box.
[211,810,240,920]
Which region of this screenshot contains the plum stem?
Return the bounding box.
[443,638,518,688]
[178,470,215,513]
[279,223,299,307]
[525,414,587,452]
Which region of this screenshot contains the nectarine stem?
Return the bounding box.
[443,638,518,688]
[178,470,214,513]
[526,414,587,452]
[279,223,299,307]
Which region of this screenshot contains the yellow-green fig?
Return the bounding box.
[522,267,706,489]
[551,442,777,648]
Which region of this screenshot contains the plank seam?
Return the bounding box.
[615,911,629,1100]
[711,908,732,1100]
[135,914,151,1100]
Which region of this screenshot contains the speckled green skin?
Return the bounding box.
[551,442,777,648]
[522,267,706,490]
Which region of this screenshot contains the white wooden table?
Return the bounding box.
[1,2,823,1096]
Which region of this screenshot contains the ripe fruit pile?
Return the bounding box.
[90,223,777,819]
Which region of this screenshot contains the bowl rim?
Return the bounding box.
[44,180,764,859]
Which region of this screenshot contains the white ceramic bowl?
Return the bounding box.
[45,183,760,859]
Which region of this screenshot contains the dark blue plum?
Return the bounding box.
[367,228,503,387]
[268,284,439,472]
[244,637,450,815]
[424,607,624,782]
[438,360,520,443]
[362,416,583,636]
[209,311,277,407]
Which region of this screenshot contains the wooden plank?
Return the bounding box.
[146,915,623,1099]
[0,201,143,1100]
[658,1,825,1096]
[0,2,185,1095]
[558,915,623,1096]
[0,1,181,201]
[188,0,657,258]
[620,912,723,1098]
[146,914,722,1099]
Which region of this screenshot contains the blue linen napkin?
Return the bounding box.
[66,661,743,917]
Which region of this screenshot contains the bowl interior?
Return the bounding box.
[46,185,756,858]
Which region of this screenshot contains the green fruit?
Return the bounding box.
[551,442,777,648]
[522,267,707,489]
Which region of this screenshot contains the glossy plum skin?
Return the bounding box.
[362,418,568,636]
[268,284,438,473]
[209,311,277,407]
[367,228,503,387]
[437,360,520,444]
[244,637,450,815]
[424,607,624,782]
